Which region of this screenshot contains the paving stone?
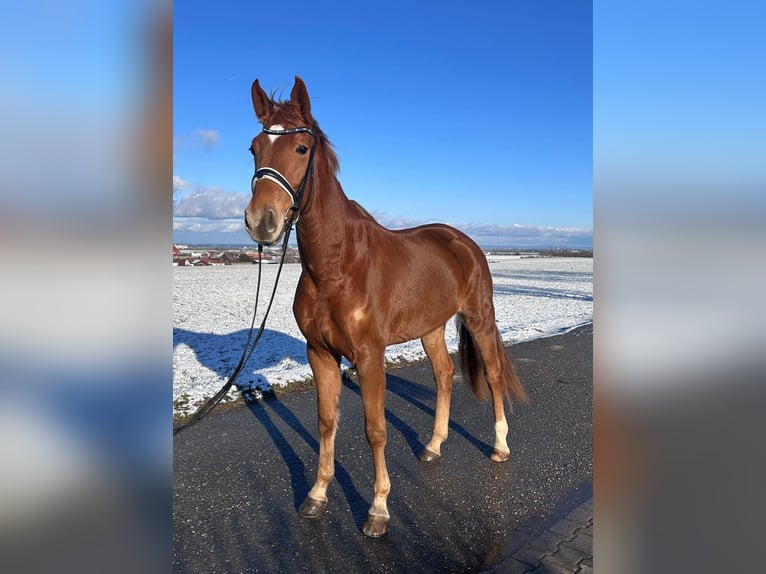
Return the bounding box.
[512,546,548,568]
[481,499,594,573]
[526,530,567,554]
[561,532,593,556]
[491,557,537,574]
[547,518,580,539]
[563,506,592,527]
[546,544,589,570]
[538,555,577,573]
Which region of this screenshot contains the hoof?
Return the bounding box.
[418,448,441,463]
[491,448,510,463]
[363,514,389,538]
[299,497,327,519]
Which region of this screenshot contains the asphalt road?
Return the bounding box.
[173,323,592,573]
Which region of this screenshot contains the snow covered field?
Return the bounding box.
[173,255,592,415]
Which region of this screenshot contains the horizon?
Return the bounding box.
[171,237,593,252]
[173,242,593,252]
[172,216,593,251]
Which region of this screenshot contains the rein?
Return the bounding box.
[173,125,317,436]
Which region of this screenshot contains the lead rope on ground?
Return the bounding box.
[173,226,294,436]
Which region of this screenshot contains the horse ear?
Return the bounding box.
[290,76,312,122]
[251,79,273,123]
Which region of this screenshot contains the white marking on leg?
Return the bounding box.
[267,124,284,143]
[494,419,509,452]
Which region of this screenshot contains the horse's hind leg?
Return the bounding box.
[480,330,513,461]
[462,316,513,463]
[419,324,454,462]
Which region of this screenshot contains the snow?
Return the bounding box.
[173,255,592,415]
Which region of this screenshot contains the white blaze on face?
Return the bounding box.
[267,124,284,143]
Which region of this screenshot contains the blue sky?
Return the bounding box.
[173,1,592,248]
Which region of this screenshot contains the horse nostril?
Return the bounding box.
[265,209,278,233]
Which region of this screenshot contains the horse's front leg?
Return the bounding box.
[299,345,341,519]
[356,349,391,538]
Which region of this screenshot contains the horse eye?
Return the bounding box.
[296,145,309,155]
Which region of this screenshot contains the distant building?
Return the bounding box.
[243,252,271,263]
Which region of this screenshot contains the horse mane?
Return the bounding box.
[266,94,340,175]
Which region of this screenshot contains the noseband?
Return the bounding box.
[251,126,318,221]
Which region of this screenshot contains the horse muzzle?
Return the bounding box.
[244,207,286,246]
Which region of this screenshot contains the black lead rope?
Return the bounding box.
[174,124,316,436]
[173,226,294,436]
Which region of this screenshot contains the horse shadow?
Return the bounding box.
[243,371,490,533]
[173,327,308,394]
[245,396,372,530]
[174,326,489,531]
[173,326,372,528]
[343,373,494,460]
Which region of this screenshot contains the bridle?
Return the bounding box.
[250,125,318,231]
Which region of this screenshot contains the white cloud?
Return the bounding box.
[372,211,592,248]
[173,186,248,219]
[456,223,593,247]
[370,211,426,229]
[192,128,221,151]
[173,218,244,233]
[173,175,189,192]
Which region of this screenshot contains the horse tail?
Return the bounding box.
[456,316,528,406]
[495,328,528,405]
[457,316,489,401]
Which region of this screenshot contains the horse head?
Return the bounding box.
[245,76,317,246]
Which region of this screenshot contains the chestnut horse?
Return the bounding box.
[245,77,527,538]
